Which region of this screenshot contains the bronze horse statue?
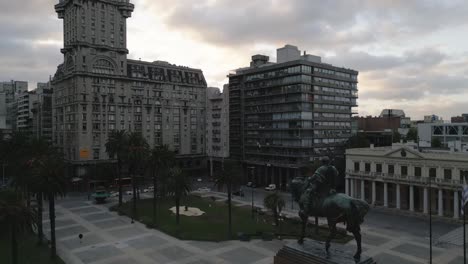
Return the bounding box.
[291,161,370,261]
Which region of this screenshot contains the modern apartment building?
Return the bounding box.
[229,45,358,189]
[31,83,53,142]
[346,143,468,219]
[0,80,28,132]
[206,87,229,176]
[52,0,207,176]
[16,91,38,132]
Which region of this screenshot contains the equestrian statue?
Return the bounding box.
[290,157,370,262]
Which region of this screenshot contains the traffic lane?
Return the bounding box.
[233,188,459,239]
[364,209,458,239]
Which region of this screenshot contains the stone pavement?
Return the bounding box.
[43,194,468,264]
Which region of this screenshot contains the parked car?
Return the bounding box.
[197,178,203,182]
[265,184,276,191]
[246,182,256,188]
[126,190,133,195]
[148,186,154,191]
[233,190,245,197]
[109,191,118,197]
[197,187,211,192]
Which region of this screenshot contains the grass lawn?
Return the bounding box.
[0,232,65,264]
[112,195,353,243]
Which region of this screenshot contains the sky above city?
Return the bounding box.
[1,0,468,120]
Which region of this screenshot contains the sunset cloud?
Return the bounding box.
[1,0,467,119]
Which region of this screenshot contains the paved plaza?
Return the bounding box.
[43,193,468,264]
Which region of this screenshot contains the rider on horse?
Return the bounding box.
[302,156,338,213]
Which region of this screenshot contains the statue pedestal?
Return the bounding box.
[274,240,376,264]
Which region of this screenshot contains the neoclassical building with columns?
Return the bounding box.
[345,143,468,219]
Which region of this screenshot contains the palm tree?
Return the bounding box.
[263,192,285,227]
[127,132,149,221]
[214,160,242,238]
[0,189,35,264]
[148,145,175,227]
[105,130,129,207]
[167,167,191,225]
[27,137,50,245]
[31,148,67,260]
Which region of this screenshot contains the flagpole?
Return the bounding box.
[464,201,466,264]
[463,173,467,264]
[429,178,432,264]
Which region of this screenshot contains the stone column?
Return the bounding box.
[423,187,429,214]
[372,181,376,205]
[409,185,414,212]
[454,190,459,219]
[396,184,401,209]
[423,187,428,214]
[271,167,275,186]
[361,180,365,201]
[384,182,388,207]
[350,179,355,197]
[345,178,349,196]
[438,189,443,217]
[279,169,283,190]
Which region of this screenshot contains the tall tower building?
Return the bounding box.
[52,0,208,176]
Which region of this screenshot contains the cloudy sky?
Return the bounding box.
[1,0,468,120]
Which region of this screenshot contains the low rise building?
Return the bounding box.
[418,122,468,151]
[346,143,468,219]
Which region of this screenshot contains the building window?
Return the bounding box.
[415,167,421,177]
[376,164,382,173]
[365,163,370,172]
[401,166,408,176]
[354,162,360,172]
[388,165,394,175]
[429,168,437,178]
[444,169,452,180]
[460,170,468,182]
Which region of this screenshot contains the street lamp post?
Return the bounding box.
[2,163,5,186]
[248,166,255,220]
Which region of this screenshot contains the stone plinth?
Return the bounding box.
[274,240,376,264]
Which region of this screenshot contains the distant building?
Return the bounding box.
[31,82,53,142]
[379,109,406,118]
[206,86,229,176]
[451,114,468,123]
[354,110,411,141]
[357,131,393,147]
[424,115,443,123]
[16,90,38,133]
[0,93,6,130]
[0,80,28,132]
[346,143,468,219]
[229,44,358,188]
[418,122,468,151]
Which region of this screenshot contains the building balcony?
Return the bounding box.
[313,108,352,114]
